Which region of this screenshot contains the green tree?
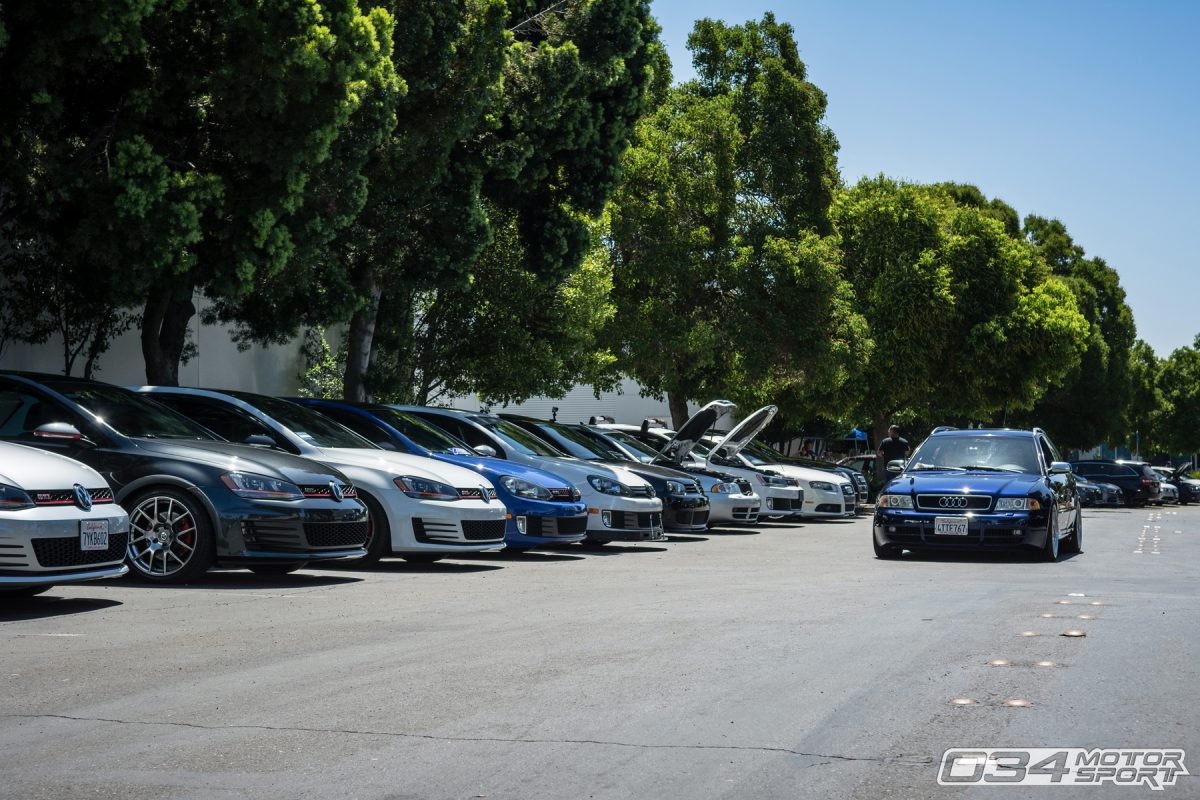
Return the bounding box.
[1125,339,1163,455]
[1013,215,1137,448]
[832,177,1090,445]
[0,0,400,383]
[1155,335,1200,454]
[605,14,860,427]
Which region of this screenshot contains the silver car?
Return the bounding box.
[0,442,129,597]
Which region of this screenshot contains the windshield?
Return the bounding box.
[45,382,217,440]
[908,435,1040,473]
[739,449,772,466]
[227,392,375,449]
[369,407,472,455]
[475,417,565,458]
[600,429,661,464]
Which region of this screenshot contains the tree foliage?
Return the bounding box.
[1155,335,1200,454]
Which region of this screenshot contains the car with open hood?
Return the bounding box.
[0,373,368,582]
[874,426,1081,561]
[0,441,130,596]
[706,437,855,519]
[139,388,508,563]
[741,441,867,511]
[290,400,589,552]
[498,415,710,533]
[396,406,664,544]
[581,422,761,526]
[1151,464,1199,504]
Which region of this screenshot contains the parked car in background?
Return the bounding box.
[0,373,368,582]
[1157,482,1179,505]
[291,400,589,552]
[1152,464,1199,504]
[874,426,1081,561]
[1075,475,1104,507]
[1070,459,1161,507]
[716,439,856,518]
[587,422,762,526]
[742,441,867,509]
[140,389,508,563]
[0,442,130,596]
[399,407,665,544]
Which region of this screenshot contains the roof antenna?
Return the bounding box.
[551,406,559,422]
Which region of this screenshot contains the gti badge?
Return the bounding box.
[329,481,345,502]
[73,483,93,511]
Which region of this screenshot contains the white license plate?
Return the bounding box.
[934,516,970,536]
[80,520,109,551]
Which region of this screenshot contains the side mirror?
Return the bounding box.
[243,434,277,448]
[886,459,904,474]
[375,440,400,452]
[473,445,497,458]
[33,422,94,447]
[1049,461,1072,475]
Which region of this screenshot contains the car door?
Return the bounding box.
[1039,436,1073,531]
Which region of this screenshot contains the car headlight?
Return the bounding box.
[220,472,303,501]
[877,493,914,509]
[708,481,735,494]
[809,480,835,492]
[665,479,685,494]
[0,483,35,511]
[499,476,552,501]
[995,497,1041,511]
[587,475,628,496]
[394,476,459,501]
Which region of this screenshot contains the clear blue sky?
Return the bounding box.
[651,0,1199,356]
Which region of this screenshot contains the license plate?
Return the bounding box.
[80,520,109,551]
[934,516,969,536]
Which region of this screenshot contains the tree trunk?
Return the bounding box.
[668,391,690,430]
[141,288,195,385]
[343,267,381,402]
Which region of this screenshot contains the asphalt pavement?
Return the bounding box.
[2,505,1197,799]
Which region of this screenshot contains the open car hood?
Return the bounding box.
[655,400,736,464]
[709,405,778,460]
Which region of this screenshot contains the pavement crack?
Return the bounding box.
[2,713,931,765]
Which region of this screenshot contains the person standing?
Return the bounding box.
[877,425,910,473]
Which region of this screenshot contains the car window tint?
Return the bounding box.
[158,396,282,449]
[41,381,214,440]
[0,387,87,439]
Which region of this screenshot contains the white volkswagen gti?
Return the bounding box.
[138,389,507,563]
[0,442,129,596]
[397,407,665,544]
[706,438,855,518]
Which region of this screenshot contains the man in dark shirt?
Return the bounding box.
[877,425,910,467]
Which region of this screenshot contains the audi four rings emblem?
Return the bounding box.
[939,496,969,508]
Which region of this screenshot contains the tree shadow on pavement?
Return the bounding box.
[0,596,122,622]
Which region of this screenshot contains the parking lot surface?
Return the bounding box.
[2,507,1198,799]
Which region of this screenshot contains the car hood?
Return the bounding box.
[758,462,851,485]
[709,405,778,459]
[318,447,490,488]
[523,456,649,489]
[606,460,699,483]
[888,470,1045,496]
[437,454,575,489]
[656,400,736,464]
[0,441,103,489]
[133,438,349,484]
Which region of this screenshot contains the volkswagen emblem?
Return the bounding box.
[938,495,969,509]
[329,481,345,502]
[479,485,490,504]
[73,483,93,511]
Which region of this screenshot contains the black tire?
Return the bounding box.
[125,487,214,583]
[402,553,444,564]
[1042,514,1060,562]
[356,492,391,564]
[0,585,51,598]
[873,534,899,559]
[1062,505,1083,555]
[248,562,307,575]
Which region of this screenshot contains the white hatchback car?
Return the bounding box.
[139,389,508,563]
[0,442,129,596]
[706,438,855,518]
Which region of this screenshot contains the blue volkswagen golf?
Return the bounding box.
[873,427,1081,562]
[292,400,589,552]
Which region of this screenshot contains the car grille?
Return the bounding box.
[32,533,128,568]
[668,508,709,529]
[299,484,358,499]
[607,511,661,530]
[457,487,499,501]
[841,484,856,497]
[548,487,581,502]
[769,497,798,512]
[28,487,114,507]
[815,503,842,513]
[916,494,992,512]
[303,521,369,548]
[462,519,506,541]
[626,485,655,499]
[734,479,754,494]
[731,506,759,522]
[524,515,589,537]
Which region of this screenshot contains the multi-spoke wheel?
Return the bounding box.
[126,489,213,582]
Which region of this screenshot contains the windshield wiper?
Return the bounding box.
[911,464,965,471]
[959,464,1022,473]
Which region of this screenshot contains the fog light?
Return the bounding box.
[601,510,613,528]
[766,498,775,510]
[515,516,527,534]
[887,526,896,533]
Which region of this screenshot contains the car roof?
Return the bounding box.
[928,428,1037,438]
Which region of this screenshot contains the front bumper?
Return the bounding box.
[213,494,370,563]
[799,486,849,517]
[874,509,1051,550]
[760,487,804,517]
[586,495,665,541]
[505,499,590,548]
[664,493,710,532]
[706,492,761,525]
[0,506,130,585]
